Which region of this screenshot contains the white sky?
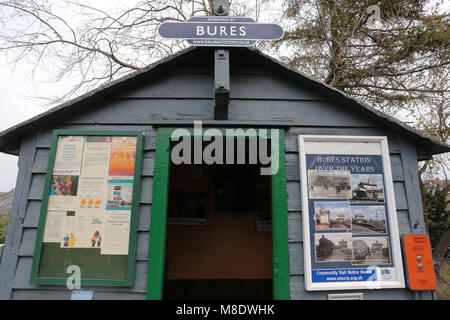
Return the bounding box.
[0,0,137,192]
[0,64,47,192]
[0,1,448,192]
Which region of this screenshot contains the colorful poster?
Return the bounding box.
[306,153,393,280]
[50,175,79,196]
[48,175,79,211]
[108,137,137,176]
[106,180,133,210]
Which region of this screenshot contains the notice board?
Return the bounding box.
[298,135,405,291]
[30,130,143,286]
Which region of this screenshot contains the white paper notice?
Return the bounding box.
[74,211,105,249]
[53,136,84,175]
[48,195,78,211]
[60,212,105,249]
[43,211,65,243]
[77,176,108,211]
[101,211,131,255]
[60,215,79,248]
[81,139,112,176]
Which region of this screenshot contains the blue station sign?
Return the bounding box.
[158,16,284,47]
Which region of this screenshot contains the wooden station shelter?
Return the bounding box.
[0,7,448,300]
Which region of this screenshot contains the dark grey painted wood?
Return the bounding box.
[61,99,382,128]
[35,125,156,149]
[287,181,302,212]
[229,100,376,126]
[136,231,150,261]
[0,135,37,300]
[397,210,412,234]
[11,257,148,295]
[114,74,214,99]
[289,242,304,276]
[394,182,408,210]
[32,149,50,174]
[28,173,46,200]
[138,205,152,232]
[92,291,146,300]
[67,100,214,124]
[286,153,300,182]
[139,177,153,204]
[116,72,328,101]
[398,137,427,234]
[22,201,42,228]
[142,156,155,177]
[285,127,401,154]
[288,212,302,242]
[290,275,415,300]
[18,228,36,257]
[12,289,72,300]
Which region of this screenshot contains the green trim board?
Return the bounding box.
[30,130,144,287]
[146,127,290,300]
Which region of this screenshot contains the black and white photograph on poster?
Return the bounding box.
[308,170,351,199]
[352,236,391,265]
[314,233,353,262]
[351,206,387,234]
[350,174,385,202]
[314,201,351,230]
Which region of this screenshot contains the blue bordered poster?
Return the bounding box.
[298,136,405,291]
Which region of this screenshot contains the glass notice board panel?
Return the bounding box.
[30,130,143,287]
[298,135,405,291]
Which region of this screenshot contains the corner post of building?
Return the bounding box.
[213,0,230,120]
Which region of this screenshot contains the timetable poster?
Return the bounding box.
[299,137,404,290]
[42,135,137,255]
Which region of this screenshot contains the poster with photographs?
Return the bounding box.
[352,237,391,265]
[315,233,353,262]
[41,134,139,256]
[351,206,386,234]
[299,135,405,291]
[308,170,351,199]
[350,174,384,202]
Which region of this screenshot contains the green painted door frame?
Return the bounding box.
[146,127,290,300]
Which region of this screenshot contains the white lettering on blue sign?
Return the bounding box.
[196,25,246,37]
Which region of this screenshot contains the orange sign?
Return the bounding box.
[402,234,436,290]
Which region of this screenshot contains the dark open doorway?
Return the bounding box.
[163,138,273,300]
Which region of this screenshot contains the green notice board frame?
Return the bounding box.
[30,130,143,287]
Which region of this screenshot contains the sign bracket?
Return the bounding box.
[213,0,230,120]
